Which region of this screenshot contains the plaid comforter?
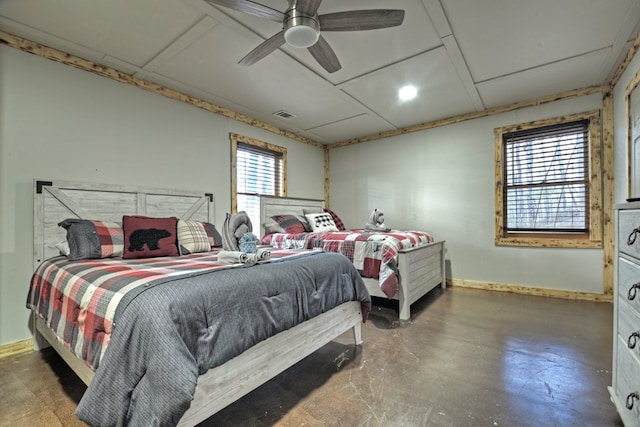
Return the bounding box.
[26,248,314,371]
[261,230,434,298]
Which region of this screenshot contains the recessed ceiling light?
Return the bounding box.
[399,85,417,101]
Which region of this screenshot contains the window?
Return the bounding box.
[494,111,602,248]
[231,133,286,230]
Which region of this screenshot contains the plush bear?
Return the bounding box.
[128,228,171,252]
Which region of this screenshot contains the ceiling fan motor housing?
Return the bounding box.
[283,7,320,48]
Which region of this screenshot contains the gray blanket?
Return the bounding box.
[75,251,370,426]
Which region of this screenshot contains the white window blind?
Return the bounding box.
[503,119,589,233]
[236,142,284,228]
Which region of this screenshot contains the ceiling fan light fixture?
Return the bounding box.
[284,25,319,48]
[284,12,320,48]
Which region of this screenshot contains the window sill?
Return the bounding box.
[495,236,602,248]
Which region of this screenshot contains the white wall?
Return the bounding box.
[329,95,606,294]
[0,45,325,346]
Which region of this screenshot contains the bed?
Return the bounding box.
[28,180,370,426]
[259,196,446,320]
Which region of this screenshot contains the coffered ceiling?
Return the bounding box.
[1,0,639,144]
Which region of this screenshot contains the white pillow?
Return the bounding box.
[305,213,339,233]
[55,240,71,256]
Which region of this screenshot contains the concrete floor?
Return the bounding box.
[0,287,624,426]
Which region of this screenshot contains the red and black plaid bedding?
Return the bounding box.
[261,230,434,298]
[26,248,313,371]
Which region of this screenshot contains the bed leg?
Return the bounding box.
[32,313,51,351]
[440,242,447,289]
[398,279,410,320]
[34,330,50,351]
[352,323,362,345]
[398,299,410,321]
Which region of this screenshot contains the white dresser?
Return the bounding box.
[611,202,640,426]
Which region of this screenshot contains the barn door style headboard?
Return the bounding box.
[33,179,214,269]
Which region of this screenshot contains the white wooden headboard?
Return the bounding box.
[259,196,324,237]
[33,179,214,269]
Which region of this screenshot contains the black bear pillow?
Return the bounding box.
[122,215,179,259]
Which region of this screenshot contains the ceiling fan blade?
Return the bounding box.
[204,0,285,23]
[319,9,405,31]
[238,31,286,66]
[308,35,341,73]
[295,0,323,15]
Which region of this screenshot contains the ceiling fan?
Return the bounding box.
[204,0,405,73]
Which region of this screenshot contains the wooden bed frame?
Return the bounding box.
[31,179,363,426]
[260,196,446,320]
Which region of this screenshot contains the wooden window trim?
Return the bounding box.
[494,111,602,248]
[230,133,287,213]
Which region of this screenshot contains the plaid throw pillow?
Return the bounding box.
[271,215,307,234]
[93,221,125,258]
[177,220,211,254]
[323,208,346,231]
[58,219,124,260]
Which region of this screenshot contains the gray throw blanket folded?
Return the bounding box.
[218,248,271,265]
[222,211,253,251]
[365,208,391,232]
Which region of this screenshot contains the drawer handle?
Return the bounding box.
[629,332,640,349]
[628,284,640,300]
[627,391,640,409]
[628,228,640,245]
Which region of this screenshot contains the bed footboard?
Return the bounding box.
[32,302,363,426]
[365,240,445,320]
[179,301,362,426]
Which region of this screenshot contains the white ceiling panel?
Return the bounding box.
[441,0,639,82]
[0,15,108,65]
[477,48,614,108]
[307,113,397,143]
[340,47,478,129]
[0,0,203,67]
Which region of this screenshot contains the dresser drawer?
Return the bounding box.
[619,258,640,313]
[620,299,640,360]
[620,210,640,260]
[616,335,640,420]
